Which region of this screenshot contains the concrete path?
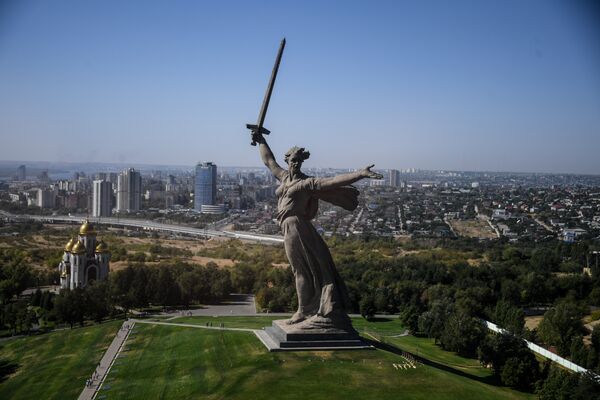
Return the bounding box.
[77,321,135,400]
[159,294,257,317]
[384,329,410,338]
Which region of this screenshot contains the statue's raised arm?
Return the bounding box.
[255,134,286,181]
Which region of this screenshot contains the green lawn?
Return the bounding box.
[0,320,121,400]
[105,322,533,400]
[352,316,407,336]
[385,335,491,378]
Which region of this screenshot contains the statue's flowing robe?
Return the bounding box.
[276,172,358,320]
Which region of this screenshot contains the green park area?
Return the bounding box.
[103,320,533,400]
[1,316,533,400]
[0,320,121,400]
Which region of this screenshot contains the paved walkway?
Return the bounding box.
[77,321,135,400]
[159,294,257,317]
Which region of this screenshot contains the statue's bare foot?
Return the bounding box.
[286,311,307,325]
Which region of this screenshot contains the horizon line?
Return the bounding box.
[1,159,599,178]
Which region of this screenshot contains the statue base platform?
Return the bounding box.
[255,319,373,352]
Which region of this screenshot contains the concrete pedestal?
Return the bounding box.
[255,319,373,352]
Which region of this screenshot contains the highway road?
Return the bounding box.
[1,211,284,245]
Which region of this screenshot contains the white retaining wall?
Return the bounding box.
[483,320,589,374]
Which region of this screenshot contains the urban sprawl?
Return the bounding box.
[2,163,600,244]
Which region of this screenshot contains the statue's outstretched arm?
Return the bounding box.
[256,135,286,181]
[318,164,383,190]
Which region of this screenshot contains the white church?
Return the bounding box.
[58,220,111,289]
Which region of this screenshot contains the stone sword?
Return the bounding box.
[246,38,286,145]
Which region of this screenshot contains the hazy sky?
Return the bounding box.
[1,0,599,174]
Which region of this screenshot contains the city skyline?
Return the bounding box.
[1,1,599,174]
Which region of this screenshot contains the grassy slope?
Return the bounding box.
[107,322,533,400]
[0,320,121,400]
[0,317,534,400]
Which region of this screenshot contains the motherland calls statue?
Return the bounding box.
[247,40,381,346]
[252,134,382,332]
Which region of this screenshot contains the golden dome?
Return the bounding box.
[79,220,96,236]
[64,238,75,252]
[72,240,86,254]
[95,241,109,253]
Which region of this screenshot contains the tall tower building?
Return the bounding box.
[116,168,142,212]
[16,165,26,181]
[92,180,112,217]
[389,169,400,187]
[194,162,217,211]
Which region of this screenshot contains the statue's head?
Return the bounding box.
[284,146,310,174]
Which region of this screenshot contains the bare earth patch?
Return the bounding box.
[447,219,497,239]
[524,315,543,330]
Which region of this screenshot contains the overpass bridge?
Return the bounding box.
[1,211,284,245]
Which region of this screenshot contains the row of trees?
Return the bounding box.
[0,260,235,334]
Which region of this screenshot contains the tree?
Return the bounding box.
[592,325,600,357]
[84,281,111,323]
[500,279,522,305]
[110,267,137,315]
[537,366,579,400]
[31,288,42,307]
[40,291,53,311]
[1,302,19,334]
[500,355,538,390]
[155,267,181,307]
[131,266,151,308]
[359,293,376,320]
[478,332,539,390]
[455,286,494,316]
[439,310,485,357]
[0,263,33,304]
[569,336,589,367]
[494,300,525,335]
[54,288,85,328]
[537,367,600,400]
[373,287,392,313]
[206,265,231,301]
[178,270,199,307]
[530,248,559,274]
[538,300,584,355]
[230,264,255,294]
[418,301,452,342]
[15,305,37,334]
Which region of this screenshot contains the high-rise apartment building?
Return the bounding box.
[194,162,217,212]
[116,168,142,212]
[92,180,113,217]
[389,169,400,187]
[37,188,56,208]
